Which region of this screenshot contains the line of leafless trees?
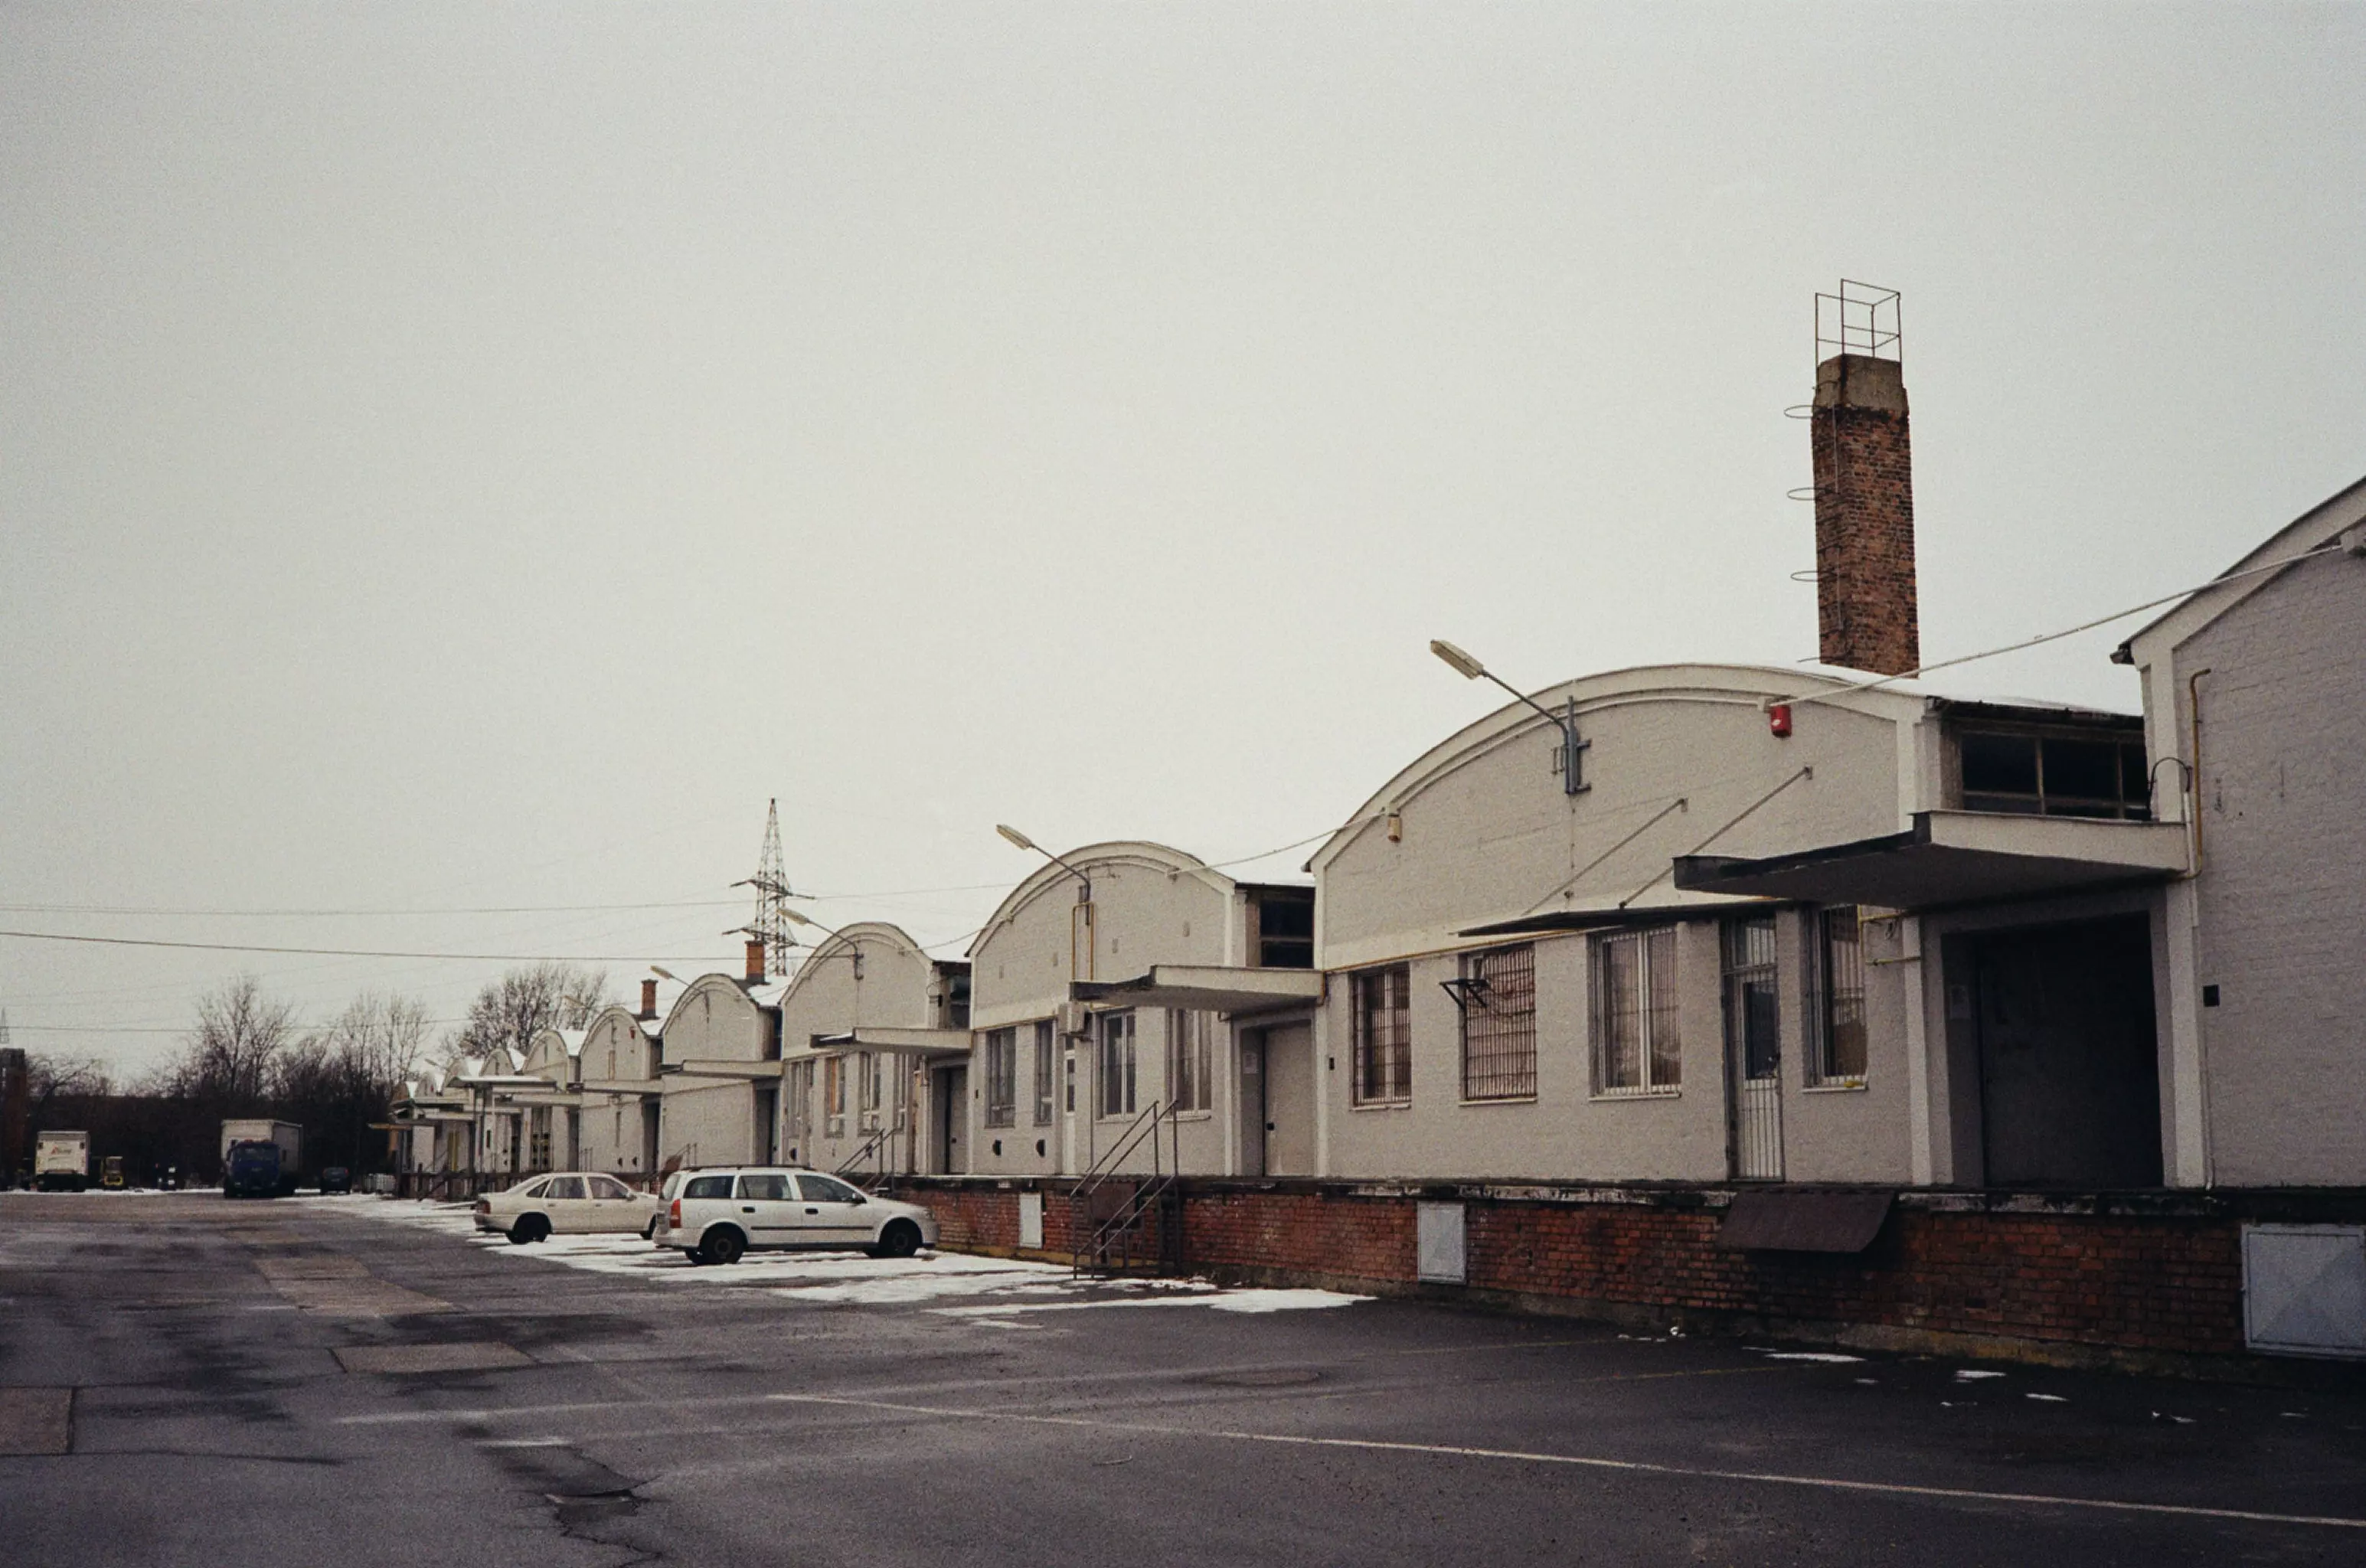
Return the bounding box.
[18,962,606,1181]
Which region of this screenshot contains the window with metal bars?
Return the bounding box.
[1165,1010,1213,1112]
[1811,907,1868,1086]
[1031,1020,1057,1125]
[983,1028,1018,1127]
[1455,945,1537,1102]
[1351,965,1412,1106]
[1593,927,1681,1095]
[1098,1011,1137,1118]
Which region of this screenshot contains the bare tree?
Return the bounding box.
[155,975,298,1115]
[455,963,606,1064]
[25,1052,111,1130]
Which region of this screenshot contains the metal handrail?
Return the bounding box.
[835,1123,894,1182]
[1070,1100,1184,1276]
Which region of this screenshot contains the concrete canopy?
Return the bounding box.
[1070,964,1323,1014]
[1673,810,2188,911]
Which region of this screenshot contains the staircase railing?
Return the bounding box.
[1069,1100,1183,1278]
[836,1123,895,1187]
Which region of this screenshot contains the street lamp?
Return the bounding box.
[996,824,1093,902]
[783,908,862,978]
[1430,639,1590,796]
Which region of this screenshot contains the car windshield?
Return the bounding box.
[796,1174,863,1204]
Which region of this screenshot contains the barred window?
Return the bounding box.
[1351,965,1412,1106]
[858,1051,883,1114]
[1456,945,1537,1102]
[1593,927,1681,1095]
[1812,907,1868,1086]
[1165,1010,1212,1112]
[786,1060,810,1138]
[1098,1011,1137,1118]
[1031,1020,1057,1125]
[984,1029,1018,1127]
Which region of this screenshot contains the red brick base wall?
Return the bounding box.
[892,1178,2285,1365]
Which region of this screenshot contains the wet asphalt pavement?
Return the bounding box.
[5,1191,2366,1567]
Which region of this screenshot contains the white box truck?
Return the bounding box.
[220,1119,302,1197]
[34,1130,90,1192]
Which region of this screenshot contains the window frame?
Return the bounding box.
[1097,1011,1138,1119]
[1806,906,1869,1089]
[1591,926,1682,1098]
[983,1027,1018,1128]
[1165,1010,1213,1114]
[1455,944,1538,1102]
[1031,1020,1057,1126]
[1350,964,1413,1107]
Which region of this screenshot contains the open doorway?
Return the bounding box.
[1974,915,2162,1187]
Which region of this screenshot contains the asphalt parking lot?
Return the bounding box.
[5,1191,2365,1567]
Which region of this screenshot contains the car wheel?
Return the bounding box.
[700,1227,746,1266]
[681,1248,704,1264]
[641,1217,658,1240]
[508,1214,550,1246]
[872,1220,922,1259]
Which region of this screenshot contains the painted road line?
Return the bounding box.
[761,1393,2366,1533]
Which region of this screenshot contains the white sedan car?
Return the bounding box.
[474,1173,665,1244]
[654,1167,940,1265]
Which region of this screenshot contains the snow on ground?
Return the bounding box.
[314,1196,1368,1315]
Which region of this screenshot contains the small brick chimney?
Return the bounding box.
[744,939,768,983]
[1810,289,1919,677]
[638,978,657,1020]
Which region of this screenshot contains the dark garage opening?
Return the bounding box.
[1974,914,2162,1188]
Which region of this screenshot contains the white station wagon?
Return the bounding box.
[655,1167,939,1266]
[475,1172,665,1244]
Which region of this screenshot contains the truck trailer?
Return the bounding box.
[220,1119,302,1198]
[34,1130,90,1192]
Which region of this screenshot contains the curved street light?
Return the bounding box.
[1430,639,1590,796]
[995,824,1094,902]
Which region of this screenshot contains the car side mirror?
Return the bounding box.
[849,1194,868,1206]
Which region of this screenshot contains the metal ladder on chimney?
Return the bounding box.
[1069,1100,1184,1279]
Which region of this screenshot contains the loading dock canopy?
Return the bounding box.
[664,1060,784,1080]
[1673,810,2188,910]
[811,1027,972,1057]
[1071,965,1324,1014]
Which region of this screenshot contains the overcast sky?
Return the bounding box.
[5,4,2361,1076]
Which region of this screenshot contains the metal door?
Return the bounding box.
[936,1066,966,1173]
[1723,916,1784,1181]
[1238,1034,1266,1177]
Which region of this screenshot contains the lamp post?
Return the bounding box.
[995,824,1094,902]
[782,908,863,979]
[1430,640,1590,796]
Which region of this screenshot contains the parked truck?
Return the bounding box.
[34,1130,90,1192]
[220,1119,302,1199]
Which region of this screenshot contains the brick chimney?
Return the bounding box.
[638,978,657,1020]
[744,939,767,983]
[1810,289,1919,677]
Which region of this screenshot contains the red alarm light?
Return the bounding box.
[1768,703,1793,738]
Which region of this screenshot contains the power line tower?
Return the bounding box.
[732,801,798,980]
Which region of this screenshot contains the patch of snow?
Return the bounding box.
[1953,1369,2006,1380]
[2027,1393,2069,1403]
[1755,1351,1865,1364]
[934,1287,1368,1318]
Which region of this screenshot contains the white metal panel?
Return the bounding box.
[1417,1201,1466,1284]
[1019,1192,1044,1250]
[2244,1223,2366,1357]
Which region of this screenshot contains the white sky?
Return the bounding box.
[5,5,2362,1076]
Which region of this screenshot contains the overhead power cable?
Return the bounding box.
[0,929,742,963]
[1779,538,2349,710]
